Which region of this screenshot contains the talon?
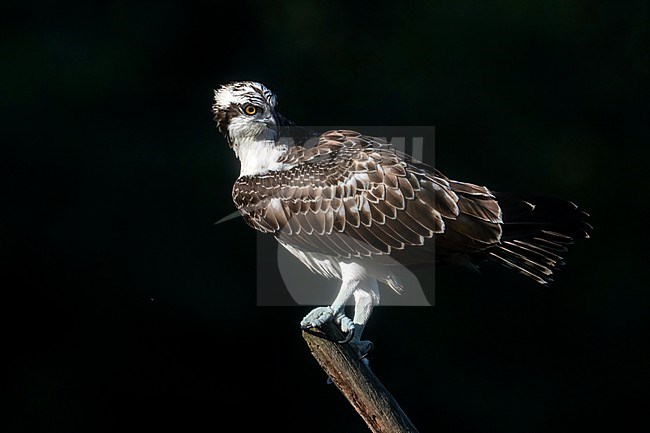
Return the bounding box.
[300,306,334,329]
[337,326,355,344]
[335,313,354,333]
[358,341,374,360]
[300,317,314,329]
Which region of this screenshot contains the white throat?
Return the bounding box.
[234,138,290,176]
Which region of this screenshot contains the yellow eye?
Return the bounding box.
[244,105,257,115]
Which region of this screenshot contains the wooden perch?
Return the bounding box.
[302,322,419,433]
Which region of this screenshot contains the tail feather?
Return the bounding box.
[489,193,591,284]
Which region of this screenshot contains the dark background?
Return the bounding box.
[3,1,649,432]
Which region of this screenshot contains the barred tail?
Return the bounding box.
[488,193,591,285]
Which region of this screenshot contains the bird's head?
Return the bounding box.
[213,81,287,148]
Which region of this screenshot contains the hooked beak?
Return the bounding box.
[263,111,293,143]
[269,111,317,146]
[268,111,293,131]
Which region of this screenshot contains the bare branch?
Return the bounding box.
[302,322,419,433]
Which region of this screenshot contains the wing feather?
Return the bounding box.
[232,129,504,265]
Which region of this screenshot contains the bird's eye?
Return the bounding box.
[244,105,258,115]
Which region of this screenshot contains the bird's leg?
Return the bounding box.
[300,264,379,359]
[300,278,357,330]
[346,281,379,359]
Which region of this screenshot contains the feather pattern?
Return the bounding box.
[233,130,503,266]
[232,129,590,284]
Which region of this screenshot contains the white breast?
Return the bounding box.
[234,138,284,176]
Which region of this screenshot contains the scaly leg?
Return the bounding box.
[347,279,379,358]
[299,263,360,330]
[300,263,379,359]
[300,281,356,329]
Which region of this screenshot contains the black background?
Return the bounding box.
[4,1,649,432]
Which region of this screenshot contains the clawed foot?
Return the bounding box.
[300,308,356,343]
[335,313,373,358]
[300,306,334,329]
[334,311,354,344]
[301,307,374,360]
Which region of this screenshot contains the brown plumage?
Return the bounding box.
[232,130,591,285]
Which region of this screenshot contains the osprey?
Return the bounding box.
[213,81,590,357]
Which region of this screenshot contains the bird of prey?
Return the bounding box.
[212,81,590,357]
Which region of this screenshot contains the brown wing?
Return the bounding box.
[232,130,503,265]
